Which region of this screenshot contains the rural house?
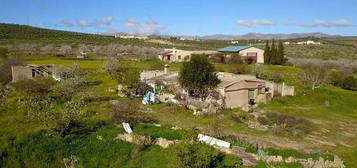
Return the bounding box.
[217,72,295,108]
[217,46,265,64]
[158,48,217,62]
[139,69,295,109]
[11,64,61,82]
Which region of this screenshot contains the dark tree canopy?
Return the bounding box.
[264,40,285,65]
[179,55,220,97]
[264,41,271,64]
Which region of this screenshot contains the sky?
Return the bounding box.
[0,0,357,36]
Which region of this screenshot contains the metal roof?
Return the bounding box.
[217,46,250,52]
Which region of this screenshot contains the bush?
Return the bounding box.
[210,53,226,64]
[130,82,153,96]
[257,116,270,125]
[228,64,251,74]
[0,47,9,60]
[171,142,242,168]
[111,100,155,125]
[260,72,284,83]
[341,76,357,91]
[148,58,164,70]
[11,76,56,96]
[231,113,248,123]
[260,113,312,136]
[227,54,244,64]
[327,70,345,87]
[275,114,312,136]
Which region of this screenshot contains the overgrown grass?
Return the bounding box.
[258,86,357,122]
[133,123,193,140]
[263,148,334,161]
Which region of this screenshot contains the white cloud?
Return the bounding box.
[98,16,114,26]
[124,18,164,35]
[60,16,115,28]
[61,20,74,27]
[237,19,275,27]
[312,19,352,27]
[77,19,92,27]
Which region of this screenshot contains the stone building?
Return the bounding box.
[11,64,61,82]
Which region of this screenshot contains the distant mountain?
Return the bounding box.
[198,32,339,40]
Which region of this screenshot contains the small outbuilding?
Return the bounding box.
[217,46,264,64]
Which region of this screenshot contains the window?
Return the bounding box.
[247,52,257,56]
[178,55,181,59]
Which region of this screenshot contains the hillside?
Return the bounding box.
[0,23,229,51]
[1,23,357,60]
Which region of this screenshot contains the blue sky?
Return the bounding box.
[0,0,356,36]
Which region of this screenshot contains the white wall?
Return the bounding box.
[239,47,265,64]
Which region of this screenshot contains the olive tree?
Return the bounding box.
[179,55,220,98]
[299,63,328,90]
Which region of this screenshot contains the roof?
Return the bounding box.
[217,46,251,52]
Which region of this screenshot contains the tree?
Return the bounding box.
[114,67,140,87]
[299,63,328,90]
[270,40,278,65]
[179,55,220,98]
[26,97,83,137]
[53,64,88,100]
[103,57,119,76]
[277,41,285,65]
[264,41,271,64]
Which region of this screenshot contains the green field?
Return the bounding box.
[11,59,354,167]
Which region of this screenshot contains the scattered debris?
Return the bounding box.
[153,123,161,127]
[142,91,156,104]
[115,133,176,148]
[122,122,133,134]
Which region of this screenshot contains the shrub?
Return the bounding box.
[114,67,140,87]
[210,53,226,64]
[275,114,312,136]
[226,54,244,64]
[257,116,270,125]
[130,82,153,96]
[260,72,284,83]
[148,58,164,70]
[231,112,249,123]
[0,47,9,60]
[0,84,10,100]
[341,76,357,91]
[171,142,242,168]
[11,76,56,96]
[228,64,251,74]
[327,70,345,87]
[111,100,155,125]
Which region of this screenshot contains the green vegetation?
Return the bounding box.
[1,23,357,167]
[264,40,285,65]
[179,55,220,97]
